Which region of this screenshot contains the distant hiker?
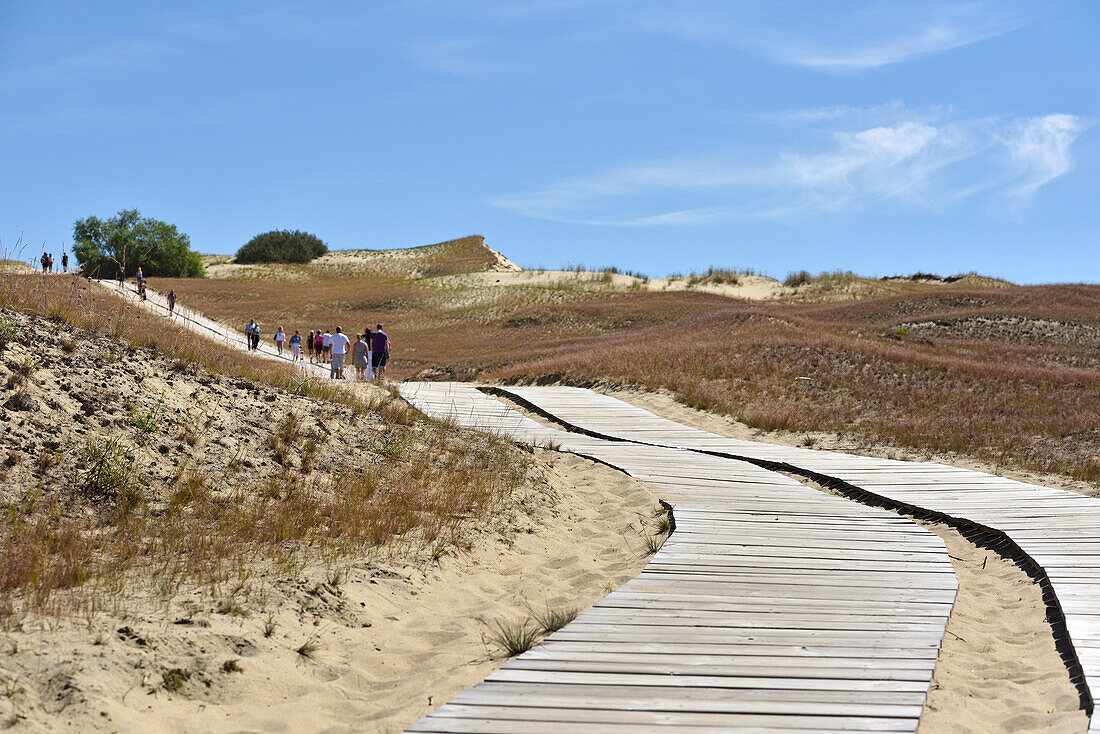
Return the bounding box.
[167,289,177,315]
[136,267,144,284]
[353,334,370,380]
[321,330,332,364]
[251,323,261,351]
[137,280,147,301]
[306,330,315,363]
[40,253,47,273]
[290,330,302,361]
[313,330,323,363]
[274,326,286,356]
[371,324,390,380]
[61,252,69,272]
[245,319,256,349]
[329,327,350,380]
[117,269,125,289]
[46,254,53,273]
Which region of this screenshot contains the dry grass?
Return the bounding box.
[0,274,533,624]
[149,251,1100,483]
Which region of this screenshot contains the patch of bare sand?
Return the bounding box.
[0,451,656,733]
[444,271,787,301]
[602,386,1090,732]
[918,524,1086,733]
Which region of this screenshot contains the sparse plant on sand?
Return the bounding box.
[73,436,136,501]
[527,603,578,635]
[161,668,191,693]
[295,633,321,660]
[485,618,539,657]
[0,317,21,351]
[642,533,665,556]
[129,394,165,440]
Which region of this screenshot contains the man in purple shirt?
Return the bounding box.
[370,324,390,380]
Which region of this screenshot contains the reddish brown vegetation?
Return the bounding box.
[157,266,1100,482]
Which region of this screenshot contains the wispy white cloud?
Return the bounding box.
[490,110,1089,226]
[1002,114,1087,200]
[636,1,1027,72]
[770,15,1023,71]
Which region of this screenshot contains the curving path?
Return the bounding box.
[494,385,1100,730]
[400,382,957,732]
[91,278,335,379]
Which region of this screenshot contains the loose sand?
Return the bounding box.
[0,308,659,732]
[0,449,657,733]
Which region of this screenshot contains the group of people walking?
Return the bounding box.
[245,320,391,381]
[39,252,68,272]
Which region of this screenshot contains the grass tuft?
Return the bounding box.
[529,604,578,635]
[485,618,539,657]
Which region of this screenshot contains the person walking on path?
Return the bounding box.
[251,323,261,351]
[290,330,302,361]
[306,330,315,363]
[274,326,286,356]
[321,330,332,365]
[245,319,256,349]
[313,330,324,363]
[40,253,47,273]
[370,324,390,380]
[136,267,144,284]
[117,268,125,289]
[167,289,176,316]
[353,333,369,380]
[329,327,351,380]
[61,252,69,272]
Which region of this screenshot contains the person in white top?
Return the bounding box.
[274,326,286,356]
[321,330,332,364]
[328,326,351,379]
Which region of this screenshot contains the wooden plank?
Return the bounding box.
[492,384,1100,731]
[397,383,956,733]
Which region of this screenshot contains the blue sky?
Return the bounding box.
[2,1,1097,282]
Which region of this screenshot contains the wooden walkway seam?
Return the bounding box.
[494,384,1099,730]
[399,382,957,733]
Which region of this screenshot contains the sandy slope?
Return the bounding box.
[0,308,657,732]
[440,270,789,300]
[1,451,655,734]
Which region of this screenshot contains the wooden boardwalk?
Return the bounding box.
[496,385,1100,730]
[400,382,957,733]
[92,278,334,379]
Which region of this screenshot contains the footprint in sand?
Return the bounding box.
[543,555,579,570]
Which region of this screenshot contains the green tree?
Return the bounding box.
[73,209,204,278]
[235,230,328,264]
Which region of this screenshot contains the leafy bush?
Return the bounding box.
[73,209,204,278]
[235,230,328,264]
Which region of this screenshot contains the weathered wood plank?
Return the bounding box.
[495,384,1100,730]
[397,383,957,733]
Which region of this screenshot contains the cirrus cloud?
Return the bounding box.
[490,111,1089,226]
